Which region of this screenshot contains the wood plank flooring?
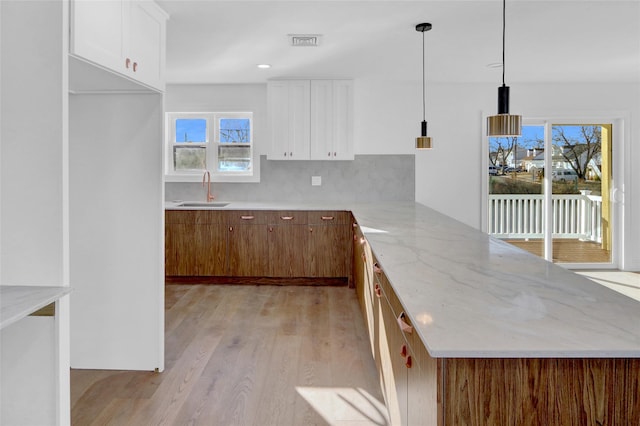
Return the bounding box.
[71,285,388,426]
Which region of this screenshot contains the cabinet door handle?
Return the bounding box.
[374,284,381,298]
[284,152,287,157]
[269,227,273,232]
[241,215,255,220]
[321,216,334,221]
[400,344,407,358]
[309,227,313,233]
[405,355,412,369]
[229,226,233,232]
[328,152,331,157]
[280,216,294,220]
[397,312,413,334]
[290,152,293,157]
[373,263,382,274]
[353,234,357,241]
[125,58,131,69]
[133,62,138,72]
[352,223,358,228]
[334,152,337,157]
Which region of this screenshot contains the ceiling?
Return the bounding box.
[157,0,640,85]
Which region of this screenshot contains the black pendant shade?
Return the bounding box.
[416,23,433,149]
[487,0,522,137]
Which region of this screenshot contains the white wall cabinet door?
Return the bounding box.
[268,80,310,160]
[70,0,126,73]
[331,80,355,160]
[310,80,334,160]
[125,1,166,90]
[70,0,167,91]
[310,80,354,160]
[288,80,311,159]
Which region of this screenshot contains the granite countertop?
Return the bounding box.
[165,200,640,358]
[1,286,72,329]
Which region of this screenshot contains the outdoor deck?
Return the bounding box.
[506,239,611,264]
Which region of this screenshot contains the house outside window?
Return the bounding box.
[166,112,254,181]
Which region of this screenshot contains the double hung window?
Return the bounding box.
[166,112,254,179]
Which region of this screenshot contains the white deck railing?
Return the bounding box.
[489,194,602,242]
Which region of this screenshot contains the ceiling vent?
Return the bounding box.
[288,34,322,47]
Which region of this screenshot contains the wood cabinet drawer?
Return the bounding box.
[166,210,227,224]
[228,210,269,225]
[308,210,350,225]
[267,211,308,225]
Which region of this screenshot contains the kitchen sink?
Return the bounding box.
[178,201,230,208]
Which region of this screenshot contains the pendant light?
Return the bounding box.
[487,0,521,137]
[416,22,432,149]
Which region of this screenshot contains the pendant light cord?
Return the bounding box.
[422,29,426,122]
[502,0,506,86]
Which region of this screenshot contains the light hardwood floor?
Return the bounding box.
[71,285,388,426]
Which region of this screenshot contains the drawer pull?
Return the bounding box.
[241,215,254,220]
[405,355,412,369]
[280,216,294,220]
[397,312,413,334]
[374,284,381,298]
[400,344,407,358]
[229,226,233,232]
[321,216,334,221]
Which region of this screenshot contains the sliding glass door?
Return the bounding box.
[488,122,614,266]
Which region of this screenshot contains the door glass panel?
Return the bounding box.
[551,124,611,263]
[488,126,545,257]
[489,124,613,265]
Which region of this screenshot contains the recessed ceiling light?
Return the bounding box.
[257,64,271,69]
[487,62,503,69]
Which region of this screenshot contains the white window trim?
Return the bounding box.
[164,112,260,183]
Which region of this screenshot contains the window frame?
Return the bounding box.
[165,111,260,183]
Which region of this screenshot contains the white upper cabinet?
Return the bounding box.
[310,80,354,160]
[268,79,354,161]
[70,0,167,91]
[268,80,311,160]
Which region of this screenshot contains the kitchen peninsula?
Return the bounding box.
[166,201,640,424]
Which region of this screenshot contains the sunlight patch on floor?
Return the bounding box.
[296,386,389,426]
[576,271,640,303]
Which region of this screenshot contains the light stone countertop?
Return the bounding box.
[166,200,640,358]
[1,286,72,329]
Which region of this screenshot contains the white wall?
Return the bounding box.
[70,93,164,370]
[0,1,69,424]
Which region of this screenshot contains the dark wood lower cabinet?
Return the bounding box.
[268,224,309,277]
[165,209,352,283]
[228,211,270,277]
